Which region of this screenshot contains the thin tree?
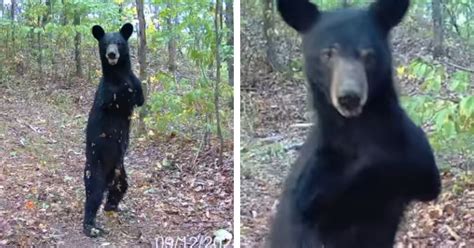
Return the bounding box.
[74,11,82,77]
[47,0,57,77]
[167,1,177,73]
[225,0,233,86]
[214,0,224,164]
[136,0,148,134]
[432,0,443,58]
[10,0,15,57]
[262,0,284,72]
[341,0,351,7]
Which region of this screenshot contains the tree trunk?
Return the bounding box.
[214,0,224,165]
[136,0,147,80]
[167,2,177,73]
[10,0,15,55]
[118,3,124,23]
[38,32,43,75]
[446,7,461,37]
[432,0,443,58]
[46,0,55,78]
[225,0,233,86]
[37,15,43,76]
[10,0,14,22]
[61,0,67,25]
[74,12,82,77]
[341,0,350,7]
[262,0,284,72]
[136,0,148,134]
[0,0,4,18]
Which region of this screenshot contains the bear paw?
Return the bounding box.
[83,224,107,238]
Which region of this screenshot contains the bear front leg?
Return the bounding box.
[83,161,108,237]
[104,165,128,212]
[378,154,441,202]
[130,75,145,107]
[365,127,441,202]
[292,153,356,222]
[98,88,116,110]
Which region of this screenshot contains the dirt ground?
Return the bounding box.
[0,78,233,247]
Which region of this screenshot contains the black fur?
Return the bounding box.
[83,23,144,237]
[270,1,441,247]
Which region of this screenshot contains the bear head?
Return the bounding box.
[92,23,133,67]
[278,0,409,118]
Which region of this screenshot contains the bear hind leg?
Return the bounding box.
[104,164,128,212]
[83,161,108,237]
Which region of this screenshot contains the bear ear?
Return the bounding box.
[92,25,105,40]
[369,0,409,31]
[277,0,320,33]
[120,23,133,40]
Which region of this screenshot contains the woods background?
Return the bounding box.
[0,0,234,246]
[241,0,473,247]
[0,0,234,154]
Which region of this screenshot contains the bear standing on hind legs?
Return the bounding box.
[83,23,144,237]
[269,0,441,247]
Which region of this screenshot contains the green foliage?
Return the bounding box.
[1,0,233,143]
[142,0,233,139]
[0,0,126,77]
[400,59,474,158]
[145,71,233,138]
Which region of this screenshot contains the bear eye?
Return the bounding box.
[320,48,336,63]
[320,44,339,63]
[360,49,375,66]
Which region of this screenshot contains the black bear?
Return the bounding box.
[269,0,441,247]
[83,23,144,237]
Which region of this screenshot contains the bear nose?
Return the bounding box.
[338,93,361,110]
[107,52,116,59]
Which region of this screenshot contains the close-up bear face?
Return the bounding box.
[278,0,409,118]
[92,23,133,66]
[302,10,391,118]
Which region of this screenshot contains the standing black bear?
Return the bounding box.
[83,23,144,237]
[269,0,441,247]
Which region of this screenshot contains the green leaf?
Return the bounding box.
[449,71,469,93]
[460,96,474,118]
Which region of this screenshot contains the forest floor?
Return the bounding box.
[0,77,233,247]
[240,26,474,247]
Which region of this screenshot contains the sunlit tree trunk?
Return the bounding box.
[61,0,67,25]
[166,1,177,73]
[136,0,147,80]
[446,7,461,37]
[47,0,56,77]
[214,0,224,164]
[262,0,284,72]
[341,0,350,7]
[10,0,15,56]
[432,0,443,58]
[136,0,148,134]
[118,3,124,23]
[225,0,233,86]
[74,11,82,77]
[37,16,43,75]
[0,0,4,19]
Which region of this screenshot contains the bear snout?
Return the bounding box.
[106,44,120,65]
[338,93,361,112]
[107,52,117,59]
[330,58,368,118]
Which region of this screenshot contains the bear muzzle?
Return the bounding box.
[106,44,120,65]
[330,58,368,118]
